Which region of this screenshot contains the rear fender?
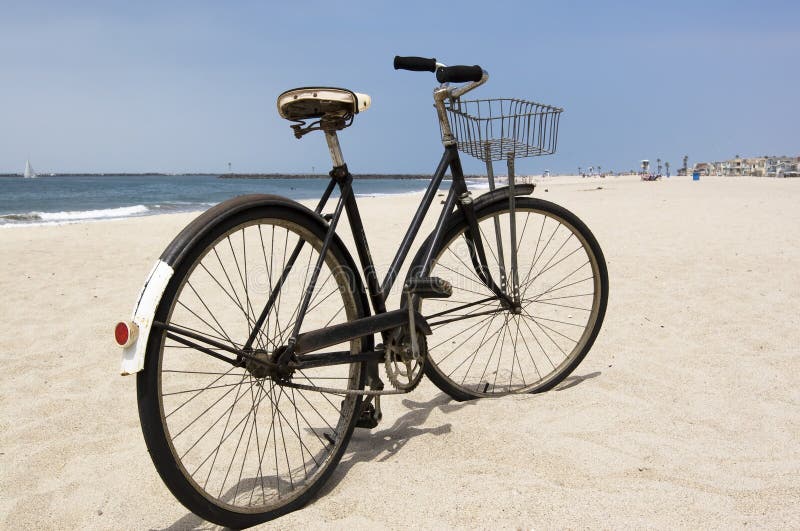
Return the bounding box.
[120,260,174,375]
[119,194,372,375]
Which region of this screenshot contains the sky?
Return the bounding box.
[1,0,798,175]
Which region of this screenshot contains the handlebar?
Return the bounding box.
[393,56,437,72]
[394,55,486,84]
[435,65,483,84]
[394,55,490,144]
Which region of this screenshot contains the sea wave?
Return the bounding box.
[0,202,218,227]
[354,188,428,198]
[465,179,492,191]
[150,202,216,212]
[0,204,152,226]
[40,204,151,221]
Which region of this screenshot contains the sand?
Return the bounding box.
[1,174,799,529]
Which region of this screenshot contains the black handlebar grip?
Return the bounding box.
[394,56,437,72]
[435,65,484,84]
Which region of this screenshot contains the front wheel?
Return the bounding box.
[409,197,609,401]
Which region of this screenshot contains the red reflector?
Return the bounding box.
[115,322,130,346]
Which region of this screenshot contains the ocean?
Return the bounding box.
[0,174,477,227]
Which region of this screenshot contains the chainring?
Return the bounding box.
[384,326,426,392]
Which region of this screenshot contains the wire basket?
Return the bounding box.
[445,98,563,162]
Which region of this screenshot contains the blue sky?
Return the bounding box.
[1,1,798,175]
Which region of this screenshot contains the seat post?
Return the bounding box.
[324,130,346,168]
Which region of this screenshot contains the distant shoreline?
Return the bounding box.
[0,173,218,177]
[0,172,486,179]
[219,173,473,180]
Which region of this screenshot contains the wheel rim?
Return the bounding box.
[154,217,361,513]
[421,203,604,397]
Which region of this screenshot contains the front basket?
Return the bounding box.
[445,98,563,162]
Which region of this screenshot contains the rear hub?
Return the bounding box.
[243,345,295,381]
[244,349,274,379]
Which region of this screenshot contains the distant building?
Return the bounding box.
[693,162,715,176]
[693,155,799,177]
[766,156,800,177]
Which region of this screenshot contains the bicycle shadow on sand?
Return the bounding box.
[318,392,475,496]
[159,392,471,531]
[160,376,599,530]
[554,371,601,391]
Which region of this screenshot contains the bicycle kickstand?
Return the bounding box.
[356,393,383,429]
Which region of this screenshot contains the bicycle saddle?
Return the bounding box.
[277,87,371,121]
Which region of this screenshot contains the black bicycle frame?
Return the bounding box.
[242,144,509,367]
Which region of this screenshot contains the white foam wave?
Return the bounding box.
[38,205,151,221]
[354,188,428,198]
[465,179,492,191]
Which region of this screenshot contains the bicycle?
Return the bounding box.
[115,55,609,527]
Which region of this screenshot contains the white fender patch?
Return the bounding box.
[120,260,174,375]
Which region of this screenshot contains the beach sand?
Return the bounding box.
[1,175,799,529]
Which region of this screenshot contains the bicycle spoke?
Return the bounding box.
[477,314,509,391]
[432,312,497,360]
[518,312,558,369]
[520,217,561,288]
[195,262,270,350]
[181,376,257,464]
[226,232,258,334]
[457,317,507,386]
[165,365,245,419]
[522,259,591,300]
[509,314,525,388]
[444,244,489,288]
[166,321,238,348]
[515,316,543,379]
[445,312,502,379]
[163,381,255,397]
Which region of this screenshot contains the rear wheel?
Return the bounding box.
[137,202,366,527]
[410,197,608,401]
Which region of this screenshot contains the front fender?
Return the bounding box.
[472,183,534,211]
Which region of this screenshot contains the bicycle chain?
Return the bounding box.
[277,379,406,396]
[273,327,426,396]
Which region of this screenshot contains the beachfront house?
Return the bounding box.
[695,155,799,177]
[765,156,800,177]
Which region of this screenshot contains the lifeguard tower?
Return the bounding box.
[640,159,660,181]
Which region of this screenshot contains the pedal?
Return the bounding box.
[355,399,382,429]
[404,276,452,299]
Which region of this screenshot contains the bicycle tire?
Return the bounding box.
[408,196,608,401]
[137,198,367,527]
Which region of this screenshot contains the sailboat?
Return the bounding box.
[23,160,37,179]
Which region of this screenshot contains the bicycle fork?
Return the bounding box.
[448,154,518,312]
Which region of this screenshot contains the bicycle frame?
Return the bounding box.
[241,142,512,371]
